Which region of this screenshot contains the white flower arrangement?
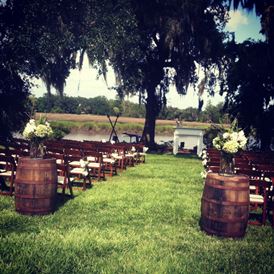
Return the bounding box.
[200,149,207,159]
[202,159,207,167]
[23,118,53,142]
[143,146,149,153]
[200,149,208,178]
[200,170,208,179]
[212,129,247,154]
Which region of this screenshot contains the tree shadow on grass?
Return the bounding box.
[0,193,75,236]
[174,154,199,160]
[54,192,74,211]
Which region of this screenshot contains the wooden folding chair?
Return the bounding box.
[206,157,220,173]
[47,152,73,197]
[65,147,83,158]
[136,145,147,164]
[65,155,92,191]
[111,150,126,170]
[237,164,271,225]
[235,168,261,194]
[83,150,105,180]
[56,162,73,197]
[264,170,274,228]
[255,164,274,227]
[95,146,118,176]
[0,155,16,196]
[249,179,272,225]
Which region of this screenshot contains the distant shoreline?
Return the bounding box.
[36,112,212,128]
[35,112,216,136]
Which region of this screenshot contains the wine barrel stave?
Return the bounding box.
[201,173,249,238]
[15,157,57,215]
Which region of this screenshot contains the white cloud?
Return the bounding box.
[227,10,249,31]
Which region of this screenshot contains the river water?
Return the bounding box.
[64,132,200,150]
[63,132,174,144]
[15,131,202,149]
[14,131,173,144]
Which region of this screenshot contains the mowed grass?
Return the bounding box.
[0,154,273,274]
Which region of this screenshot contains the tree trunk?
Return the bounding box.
[46,81,51,97]
[141,86,158,149]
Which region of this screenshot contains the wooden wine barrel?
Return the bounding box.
[201,173,249,238]
[15,157,57,215]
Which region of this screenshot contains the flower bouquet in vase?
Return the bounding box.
[23,117,53,158]
[212,124,247,176]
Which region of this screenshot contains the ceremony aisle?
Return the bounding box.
[0,154,273,273]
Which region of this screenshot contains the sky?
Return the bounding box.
[31,8,264,110]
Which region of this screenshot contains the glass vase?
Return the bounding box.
[29,141,45,158]
[219,151,234,175]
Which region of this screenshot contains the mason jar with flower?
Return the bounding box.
[23,118,53,158]
[212,128,247,175]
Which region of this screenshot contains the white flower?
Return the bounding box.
[23,123,36,138]
[238,139,247,149]
[214,143,221,150]
[200,170,207,179]
[223,132,230,139]
[29,119,36,125]
[110,140,115,144]
[80,159,87,168]
[202,159,207,167]
[213,136,222,147]
[199,149,207,159]
[35,124,49,138]
[238,130,245,138]
[223,140,239,154]
[237,130,247,148]
[212,137,219,147]
[212,127,247,154]
[131,146,136,152]
[201,153,207,160]
[23,118,53,141]
[230,132,238,142]
[143,147,149,153]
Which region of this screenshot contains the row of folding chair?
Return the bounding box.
[46,139,146,170]
[204,148,274,227]
[236,153,274,227]
[0,144,29,196]
[45,140,146,193]
[0,154,17,196]
[0,137,147,197]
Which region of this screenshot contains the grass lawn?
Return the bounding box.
[0,154,273,274]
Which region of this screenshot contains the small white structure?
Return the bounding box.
[173,127,205,156]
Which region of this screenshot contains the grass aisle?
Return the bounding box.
[0,154,273,274]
